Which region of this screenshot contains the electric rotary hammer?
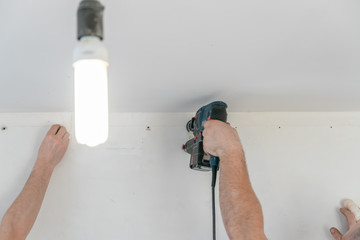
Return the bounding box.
[182,101,228,171]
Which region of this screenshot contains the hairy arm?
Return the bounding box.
[203,120,267,240]
[220,149,266,240]
[0,125,69,240]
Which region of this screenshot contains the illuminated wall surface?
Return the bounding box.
[0,112,359,240]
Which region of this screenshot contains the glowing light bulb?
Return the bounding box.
[73,36,109,147]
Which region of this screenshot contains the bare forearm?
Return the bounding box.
[220,150,267,240]
[0,160,53,240]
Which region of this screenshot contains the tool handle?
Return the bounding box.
[210,104,227,122]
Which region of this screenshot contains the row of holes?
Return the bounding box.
[0,126,337,132]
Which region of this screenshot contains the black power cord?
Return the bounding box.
[211,166,218,240]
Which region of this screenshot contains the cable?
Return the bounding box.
[211,166,218,240]
[212,185,216,240]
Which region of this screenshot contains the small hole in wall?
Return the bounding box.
[146,126,151,131]
[278,126,281,129]
[1,126,7,131]
[330,126,333,128]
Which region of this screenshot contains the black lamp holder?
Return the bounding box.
[77,0,105,40]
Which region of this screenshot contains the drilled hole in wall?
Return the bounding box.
[1,126,7,131]
[146,126,151,131]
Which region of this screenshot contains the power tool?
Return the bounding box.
[183,101,228,171]
[182,101,228,240]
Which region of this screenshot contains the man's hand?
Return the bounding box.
[36,124,70,170]
[330,207,360,240]
[203,120,243,158]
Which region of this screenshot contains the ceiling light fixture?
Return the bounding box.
[73,0,109,147]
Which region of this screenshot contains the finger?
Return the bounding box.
[202,128,208,137]
[56,126,67,137]
[330,227,342,240]
[62,132,70,140]
[341,208,357,228]
[203,121,215,136]
[47,124,61,135]
[205,119,219,127]
[203,139,208,153]
[343,199,360,222]
[63,135,70,147]
[59,126,68,138]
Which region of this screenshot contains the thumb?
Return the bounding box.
[330,227,342,240]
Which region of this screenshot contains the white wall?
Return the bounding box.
[0,112,359,240]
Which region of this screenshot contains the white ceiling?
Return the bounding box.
[1,0,360,112]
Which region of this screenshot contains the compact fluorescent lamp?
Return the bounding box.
[73,0,109,147]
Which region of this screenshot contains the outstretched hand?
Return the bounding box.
[331,207,360,240]
[0,124,70,240]
[36,124,70,169]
